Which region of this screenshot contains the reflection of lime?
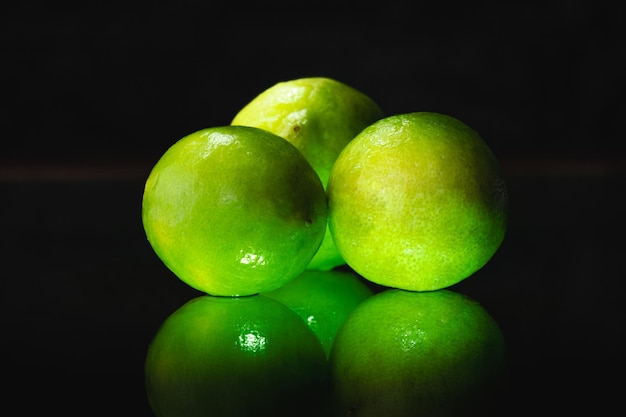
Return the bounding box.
[145,295,329,417]
[232,77,384,271]
[330,289,506,417]
[264,269,374,357]
[142,125,327,296]
[328,112,508,291]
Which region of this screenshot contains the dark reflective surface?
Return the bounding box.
[2,173,623,415]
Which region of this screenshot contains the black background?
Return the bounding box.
[2,1,625,416]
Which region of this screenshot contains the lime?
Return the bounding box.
[264,269,374,357]
[231,77,384,271]
[327,112,508,291]
[145,294,329,417]
[142,125,327,296]
[329,289,507,417]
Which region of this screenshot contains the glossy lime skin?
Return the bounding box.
[330,289,507,417]
[232,77,384,271]
[264,269,374,357]
[142,126,327,296]
[145,295,329,417]
[328,112,508,291]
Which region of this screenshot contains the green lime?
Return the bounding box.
[142,125,327,296]
[330,289,507,417]
[145,294,329,417]
[232,77,384,271]
[327,112,508,291]
[264,269,374,357]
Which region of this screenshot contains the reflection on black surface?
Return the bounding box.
[329,288,508,417]
[144,294,330,417]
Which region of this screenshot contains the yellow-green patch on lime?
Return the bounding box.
[328,112,508,291]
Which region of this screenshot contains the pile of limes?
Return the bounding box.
[142,77,509,417]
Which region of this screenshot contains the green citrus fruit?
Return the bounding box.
[329,289,507,417]
[327,112,508,291]
[231,77,384,271]
[264,269,374,357]
[142,125,327,296]
[145,294,329,417]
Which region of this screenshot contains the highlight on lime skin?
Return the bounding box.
[239,252,267,268]
[236,325,267,354]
